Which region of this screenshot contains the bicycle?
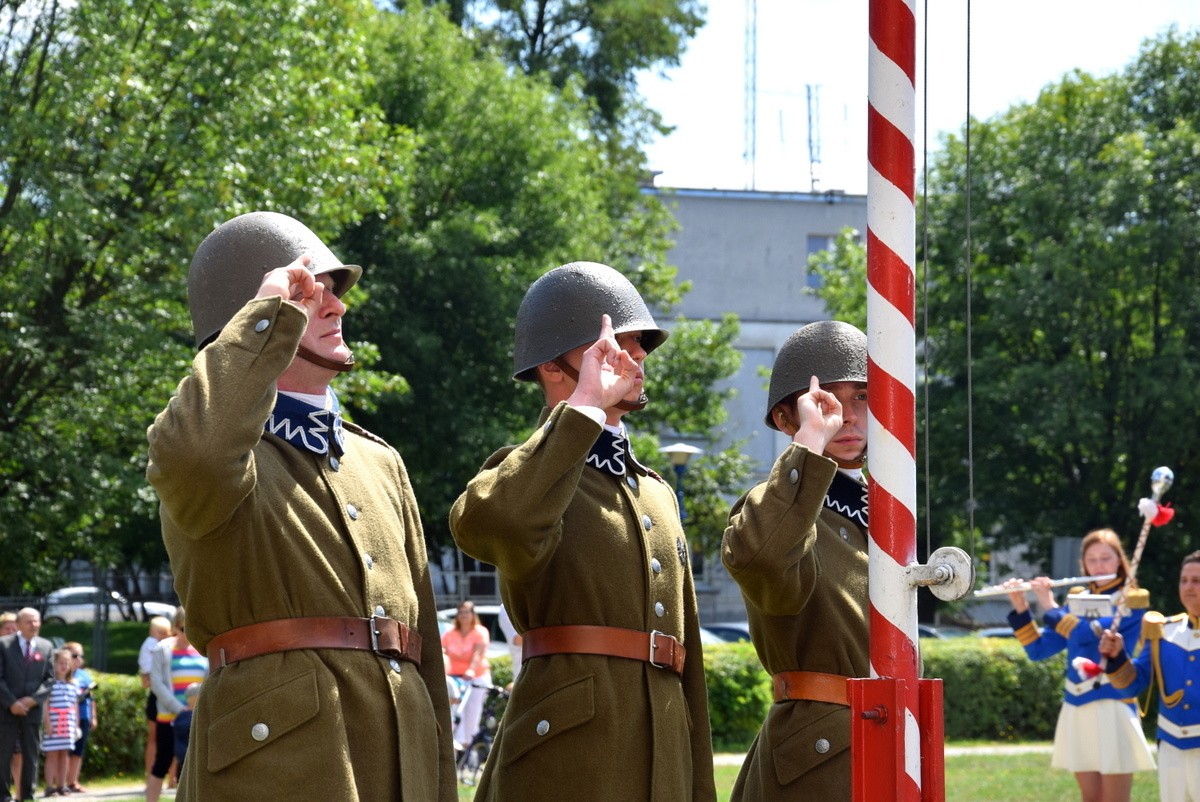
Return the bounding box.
[455,681,510,787]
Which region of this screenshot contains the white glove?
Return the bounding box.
[1137,497,1158,522]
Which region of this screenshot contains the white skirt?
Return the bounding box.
[1051,699,1156,774]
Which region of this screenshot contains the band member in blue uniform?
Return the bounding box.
[1005,528,1155,802]
[1101,550,1200,802]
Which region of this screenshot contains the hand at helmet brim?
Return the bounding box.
[565,315,643,416]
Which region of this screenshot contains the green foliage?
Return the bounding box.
[807,228,867,331]
[702,642,771,752]
[0,0,403,592]
[85,671,146,779]
[922,639,1064,741]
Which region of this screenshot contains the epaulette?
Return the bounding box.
[342,420,393,450]
[1125,587,1150,609]
[1141,611,1166,641]
[1067,585,1087,596]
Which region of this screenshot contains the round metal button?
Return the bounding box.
[251,723,270,742]
[789,468,799,484]
[254,319,270,333]
[840,528,850,541]
[543,420,553,434]
[536,720,550,736]
[364,554,374,570]
[815,738,830,754]
[329,456,340,471]
[642,514,653,530]
[390,659,402,673]
[626,475,638,490]
[654,602,665,617]
[375,605,386,617]
[347,504,359,520]
[650,558,662,575]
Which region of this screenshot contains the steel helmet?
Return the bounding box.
[187,211,362,348]
[765,320,867,430]
[512,261,668,382]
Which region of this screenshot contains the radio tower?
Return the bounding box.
[807,84,822,192]
[743,0,757,189]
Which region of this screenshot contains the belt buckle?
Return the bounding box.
[648,630,669,669]
[369,615,382,654]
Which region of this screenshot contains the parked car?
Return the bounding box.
[702,621,752,643]
[975,626,1015,638]
[917,624,944,639]
[437,604,511,661]
[42,586,176,626]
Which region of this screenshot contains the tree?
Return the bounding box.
[343,8,749,551]
[813,28,1200,607]
[0,0,403,593]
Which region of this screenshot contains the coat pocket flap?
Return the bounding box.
[500,675,595,766]
[772,703,850,786]
[207,670,320,773]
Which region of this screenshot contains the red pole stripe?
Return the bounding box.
[865,229,916,325]
[867,106,915,198]
[869,0,916,84]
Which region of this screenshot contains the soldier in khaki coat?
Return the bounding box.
[450,261,716,801]
[722,321,870,801]
[146,212,454,801]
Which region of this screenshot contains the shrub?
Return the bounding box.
[702,642,772,751]
[84,671,146,779]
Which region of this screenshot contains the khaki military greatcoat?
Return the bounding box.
[722,444,869,801]
[146,298,454,801]
[450,403,716,801]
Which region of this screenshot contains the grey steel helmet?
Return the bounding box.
[765,320,867,430]
[187,211,362,348]
[512,261,668,382]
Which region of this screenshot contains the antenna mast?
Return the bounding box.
[743,0,757,189]
[806,83,822,192]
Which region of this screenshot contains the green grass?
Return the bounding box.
[97,749,1165,801]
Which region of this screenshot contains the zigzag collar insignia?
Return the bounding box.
[266,390,345,458]
[824,470,868,529]
[587,427,633,477]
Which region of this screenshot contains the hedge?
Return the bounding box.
[75,636,1081,780]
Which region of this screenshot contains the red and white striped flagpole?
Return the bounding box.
[854,0,923,798]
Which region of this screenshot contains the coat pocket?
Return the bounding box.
[772,703,850,786]
[207,670,320,773]
[499,674,595,766]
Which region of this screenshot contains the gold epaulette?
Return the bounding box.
[1067,585,1087,596]
[1125,588,1150,609]
[1141,611,1166,641]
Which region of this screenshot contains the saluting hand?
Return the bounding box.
[254,255,325,315]
[568,314,641,411]
[791,375,844,453]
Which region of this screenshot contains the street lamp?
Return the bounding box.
[658,443,703,522]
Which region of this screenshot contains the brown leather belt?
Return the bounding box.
[207,616,422,669]
[772,670,849,705]
[522,625,686,676]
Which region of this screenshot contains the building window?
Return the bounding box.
[806,234,836,288]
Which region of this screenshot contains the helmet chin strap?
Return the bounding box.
[830,448,867,470]
[552,357,648,412]
[297,345,355,373]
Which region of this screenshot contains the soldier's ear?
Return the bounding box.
[772,404,798,437]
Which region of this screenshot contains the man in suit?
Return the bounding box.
[0,608,54,802]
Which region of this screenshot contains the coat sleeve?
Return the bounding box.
[146,297,306,541]
[721,444,838,617]
[449,402,601,583]
[1008,608,1069,661]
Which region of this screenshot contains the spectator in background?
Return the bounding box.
[62,643,95,794]
[0,608,54,802]
[172,682,200,776]
[0,613,17,796]
[137,617,170,779]
[146,608,207,802]
[40,648,79,797]
[441,600,491,751]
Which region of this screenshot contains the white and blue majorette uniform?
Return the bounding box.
[1107,611,1200,799]
[1008,577,1156,774]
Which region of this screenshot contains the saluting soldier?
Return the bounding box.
[146,212,454,801]
[449,261,716,801]
[722,321,870,801]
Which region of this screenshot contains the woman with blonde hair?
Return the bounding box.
[1004,528,1155,802]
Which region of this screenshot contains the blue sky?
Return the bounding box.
[638,1,1200,195]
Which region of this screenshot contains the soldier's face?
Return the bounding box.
[821,382,867,464]
[1180,563,1200,618]
[297,275,351,364]
[614,331,647,403]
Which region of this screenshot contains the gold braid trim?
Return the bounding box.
[1143,613,1185,711]
[1055,613,1080,639]
[1013,621,1039,647]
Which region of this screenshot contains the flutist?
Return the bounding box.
[1002,528,1154,802]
